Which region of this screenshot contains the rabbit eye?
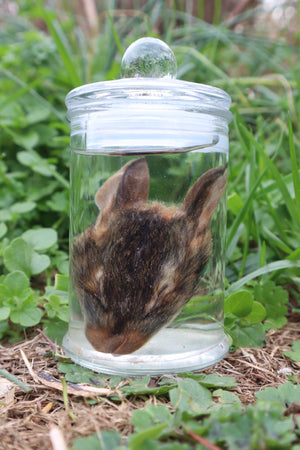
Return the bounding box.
[143,285,169,316]
[151,285,168,311]
[157,285,168,299]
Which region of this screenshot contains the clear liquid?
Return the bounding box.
[64,149,229,375]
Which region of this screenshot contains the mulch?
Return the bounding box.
[0,319,299,450]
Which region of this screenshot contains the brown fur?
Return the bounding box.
[71,158,227,355]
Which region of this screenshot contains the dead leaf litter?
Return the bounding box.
[0,320,299,450]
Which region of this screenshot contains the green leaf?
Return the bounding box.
[255,382,300,406]
[57,362,110,387]
[254,281,288,330]
[3,270,30,297]
[12,130,39,149]
[131,404,173,437]
[128,423,167,450]
[17,150,53,177]
[0,210,12,222]
[131,410,154,432]
[44,284,69,302]
[52,252,69,275]
[0,321,9,339]
[120,377,173,397]
[0,271,41,327]
[283,341,300,362]
[54,274,69,292]
[201,401,295,450]
[17,150,69,188]
[57,305,69,322]
[10,201,36,214]
[3,238,49,278]
[46,191,68,212]
[11,305,43,327]
[95,430,122,450]
[73,430,121,450]
[230,323,266,348]
[4,238,33,277]
[227,192,244,215]
[243,301,266,324]
[22,228,57,251]
[169,379,213,417]
[0,222,7,239]
[225,290,253,317]
[44,294,69,321]
[0,306,10,320]
[30,252,50,275]
[212,389,241,405]
[43,319,69,346]
[25,104,50,125]
[179,373,237,388]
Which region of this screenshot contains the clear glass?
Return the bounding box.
[64,77,232,375]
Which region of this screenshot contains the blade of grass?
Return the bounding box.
[288,117,300,215]
[35,0,82,87]
[242,124,300,228]
[227,169,267,248]
[212,0,222,25]
[174,46,249,106]
[287,247,300,260]
[231,106,252,159]
[0,367,31,392]
[255,170,297,199]
[0,67,67,124]
[263,194,291,244]
[61,377,76,421]
[106,10,124,57]
[238,213,251,278]
[211,76,297,90]
[0,77,43,109]
[226,223,244,260]
[262,227,293,254]
[260,240,266,268]
[228,260,300,293]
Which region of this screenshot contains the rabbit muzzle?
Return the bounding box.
[86,326,146,354]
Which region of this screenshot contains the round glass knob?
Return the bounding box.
[121,37,177,79]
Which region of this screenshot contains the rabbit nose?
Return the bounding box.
[86,327,147,355]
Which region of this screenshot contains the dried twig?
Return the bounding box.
[20,349,121,398]
[49,426,67,450]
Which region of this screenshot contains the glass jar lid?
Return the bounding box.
[66,38,232,154]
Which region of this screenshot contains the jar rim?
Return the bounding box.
[65,78,232,122]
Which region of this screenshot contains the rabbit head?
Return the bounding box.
[71,158,227,355]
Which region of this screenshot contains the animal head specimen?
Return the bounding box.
[71,158,227,354]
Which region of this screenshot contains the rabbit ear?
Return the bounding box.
[115,157,150,209]
[180,166,227,233]
[95,158,149,221]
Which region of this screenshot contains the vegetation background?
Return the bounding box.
[0,0,299,449]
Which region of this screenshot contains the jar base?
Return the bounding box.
[62,323,229,376]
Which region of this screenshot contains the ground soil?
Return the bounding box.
[0,318,299,450]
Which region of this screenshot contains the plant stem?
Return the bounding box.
[0,367,31,392]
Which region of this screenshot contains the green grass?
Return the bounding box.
[0,1,299,447]
[0,0,299,339]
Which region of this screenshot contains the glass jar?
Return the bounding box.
[63,38,232,376]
